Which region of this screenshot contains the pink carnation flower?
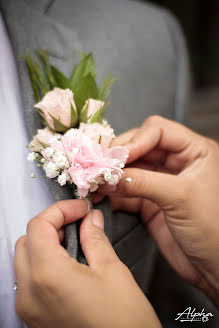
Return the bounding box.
[79,122,115,150]
[49,128,129,198]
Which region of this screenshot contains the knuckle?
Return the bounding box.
[26,217,38,234]
[15,235,26,251]
[31,268,54,292]
[206,138,219,151]
[145,115,163,126]
[175,178,192,205]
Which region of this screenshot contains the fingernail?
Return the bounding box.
[91,210,104,230]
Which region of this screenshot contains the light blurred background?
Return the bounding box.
[148,0,219,141]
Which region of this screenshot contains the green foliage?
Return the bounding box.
[90,108,102,123]
[25,50,116,129]
[79,103,89,123]
[24,54,41,102]
[49,113,69,133]
[51,66,71,89]
[98,75,116,100]
[36,50,56,89]
[74,73,98,112]
[70,53,96,90]
[70,104,78,127]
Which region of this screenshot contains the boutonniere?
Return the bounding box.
[26,51,129,202]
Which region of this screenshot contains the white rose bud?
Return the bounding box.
[80,98,104,124]
[34,88,78,132]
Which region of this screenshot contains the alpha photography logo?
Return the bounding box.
[175,307,214,323]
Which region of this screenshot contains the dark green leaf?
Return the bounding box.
[51,66,72,89]
[74,73,98,112]
[70,53,96,90]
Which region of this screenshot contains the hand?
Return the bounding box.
[96,115,219,305]
[14,200,161,328]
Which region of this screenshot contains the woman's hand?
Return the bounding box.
[14,200,161,328]
[97,115,219,305]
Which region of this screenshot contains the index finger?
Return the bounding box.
[126,116,195,163]
[26,199,88,266]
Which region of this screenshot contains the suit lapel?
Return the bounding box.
[0,0,112,259]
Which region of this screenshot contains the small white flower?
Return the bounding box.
[30,173,36,178]
[118,163,125,169]
[104,170,119,185]
[57,172,68,186]
[111,174,119,185]
[125,177,132,183]
[43,162,58,179]
[104,170,112,182]
[44,147,55,158]
[41,158,46,163]
[53,152,69,169]
[27,152,36,162]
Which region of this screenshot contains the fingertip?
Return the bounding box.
[80,209,104,235]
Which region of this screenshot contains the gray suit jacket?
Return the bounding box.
[0,0,190,293]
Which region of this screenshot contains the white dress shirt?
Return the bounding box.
[0,12,54,328]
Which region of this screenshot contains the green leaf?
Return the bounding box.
[37,49,56,89]
[79,103,89,123]
[24,54,41,102]
[70,53,96,90]
[79,52,87,60]
[70,104,78,127]
[37,139,49,148]
[90,108,103,123]
[74,73,98,112]
[98,75,116,100]
[49,113,69,132]
[33,60,49,95]
[51,66,72,89]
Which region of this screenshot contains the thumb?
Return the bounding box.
[99,168,182,208]
[80,210,119,270]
